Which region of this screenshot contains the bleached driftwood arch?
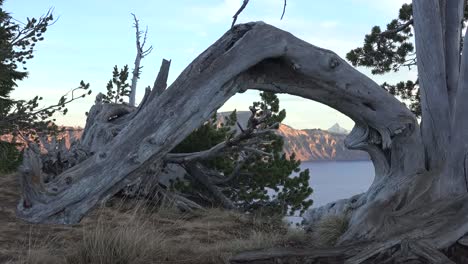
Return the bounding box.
[18,22,432,245]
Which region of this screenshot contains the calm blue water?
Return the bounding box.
[300,161,375,208]
[285,161,374,225]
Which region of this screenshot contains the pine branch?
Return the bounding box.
[381,18,414,36]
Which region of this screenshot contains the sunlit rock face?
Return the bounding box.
[217,111,369,162]
[2,115,369,162]
[0,127,83,150]
[277,124,369,161]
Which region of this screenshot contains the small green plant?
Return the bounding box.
[102,65,131,104]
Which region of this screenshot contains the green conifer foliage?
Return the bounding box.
[102,65,131,104]
[346,3,468,117]
[0,141,22,173]
[171,92,313,216]
[0,2,91,171]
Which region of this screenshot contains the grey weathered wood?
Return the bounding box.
[129,14,153,107]
[345,239,455,264]
[17,3,468,261]
[231,239,456,264]
[79,102,135,154]
[445,0,465,113]
[149,59,171,102]
[183,162,235,209]
[413,0,450,171]
[410,241,456,264]
[345,239,401,264]
[445,26,468,197]
[17,22,421,224]
[230,246,355,264]
[458,235,468,247]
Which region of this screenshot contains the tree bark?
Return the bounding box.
[444,0,465,113]
[148,59,171,102]
[17,11,468,264]
[445,27,468,197]
[17,22,422,225]
[413,0,450,171]
[16,1,468,261]
[183,162,235,209]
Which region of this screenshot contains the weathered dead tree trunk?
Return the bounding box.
[17,1,468,259]
[128,14,152,107]
[18,22,420,225]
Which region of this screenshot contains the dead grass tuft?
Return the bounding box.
[312,214,349,247]
[67,207,167,264]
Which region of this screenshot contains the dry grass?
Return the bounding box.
[67,219,167,264]
[157,208,310,263]
[311,214,349,247]
[15,249,65,264]
[4,194,311,264]
[9,228,67,264]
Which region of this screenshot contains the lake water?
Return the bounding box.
[301,161,375,208]
[285,161,374,225]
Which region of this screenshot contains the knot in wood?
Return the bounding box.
[329,57,340,69]
[98,152,107,159]
[149,136,161,145]
[65,177,72,185]
[23,199,32,209]
[111,129,119,136]
[130,154,141,164]
[393,127,405,136]
[292,63,301,71]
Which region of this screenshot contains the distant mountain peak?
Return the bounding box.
[217,111,367,161]
[327,123,349,134]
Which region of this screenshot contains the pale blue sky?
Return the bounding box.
[5,0,414,130]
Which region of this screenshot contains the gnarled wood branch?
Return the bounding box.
[166,106,275,164]
[183,162,235,209]
[17,22,421,225]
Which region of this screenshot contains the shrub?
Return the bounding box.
[0,141,22,173]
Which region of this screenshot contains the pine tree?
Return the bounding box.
[0,1,53,127]
[102,65,131,104]
[346,3,468,117]
[171,92,313,216]
[0,2,90,171]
